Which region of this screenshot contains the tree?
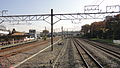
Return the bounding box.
[43,30,49,35]
[81,24,90,34]
[90,21,106,38]
[81,14,120,39]
[106,14,120,40]
[12,28,16,34]
[42,30,49,40]
[81,24,90,38]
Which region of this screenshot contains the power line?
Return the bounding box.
[99,0,105,5]
[91,0,99,5]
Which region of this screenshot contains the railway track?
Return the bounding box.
[52,39,68,68]
[14,39,62,68]
[0,40,49,57]
[81,39,120,61]
[0,37,59,57]
[73,38,104,68]
[52,38,78,68]
[0,37,60,68]
[52,38,104,68]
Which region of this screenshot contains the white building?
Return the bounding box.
[0,25,9,36]
[29,29,37,38]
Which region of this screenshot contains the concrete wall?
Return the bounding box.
[113,40,120,44]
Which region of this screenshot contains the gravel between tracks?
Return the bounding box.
[16,39,64,68]
[54,39,84,68]
[85,39,120,54]
[78,39,120,68]
[0,37,60,68]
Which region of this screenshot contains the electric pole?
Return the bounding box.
[67,29,68,38]
[45,26,46,30]
[61,26,63,39]
[51,9,53,51]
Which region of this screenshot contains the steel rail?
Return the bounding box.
[84,40,120,59]
[72,39,90,68]
[74,39,104,68]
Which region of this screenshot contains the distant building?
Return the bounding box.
[12,32,25,35]
[0,25,9,36]
[0,28,30,45]
[29,29,37,38]
[57,31,80,37]
[11,28,26,36]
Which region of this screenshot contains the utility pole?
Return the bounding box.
[61,26,63,39]
[44,26,47,37]
[51,9,53,51]
[45,26,46,30]
[67,29,68,38]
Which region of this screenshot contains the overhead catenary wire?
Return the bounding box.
[91,0,99,5]
[98,0,105,6]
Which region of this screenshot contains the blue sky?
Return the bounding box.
[0,0,120,32]
[0,0,88,14]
